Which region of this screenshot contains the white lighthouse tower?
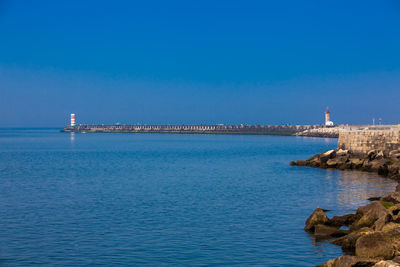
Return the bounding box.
[70,113,76,126]
[325,107,334,126]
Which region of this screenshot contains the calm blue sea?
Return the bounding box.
[0,128,396,266]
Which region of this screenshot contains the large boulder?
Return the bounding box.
[369,159,389,173]
[374,213,393,231]
[307,156,322,167]
[349,157,365,169]
[319,149,336,163]
[336,149,349,156]
[382,223,400,234]
[326,156,349,168]
[355,232,400,259]
[313,224,349,238]
[331,227,374,251]
[351,202,390,230]
[382,223,400,238]
[305,208,330,232]
[319,255,378,267]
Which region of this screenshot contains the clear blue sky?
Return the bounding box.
[1,0,399,127]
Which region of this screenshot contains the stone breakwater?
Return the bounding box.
[295,127,339,138]
[291,127,400,266]
[62,124,339,137]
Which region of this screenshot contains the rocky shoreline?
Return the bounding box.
[291,149,400,266]
[291,148,400,181]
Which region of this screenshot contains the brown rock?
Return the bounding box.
[395,184,400,193]
[373,260,400,267]
[381,222,400,233]
[392,256,400,264]
[329,214,358,227]
[305,208,330,232]
[389,150,400,158]
[374,213,393,231]
[314,224,349,238]
[352,202,390,230]
[319,255,378,267]
[326,159,338,168]
[370,159,388,172]
[383,223,400,238]
[382,192,400,204]
[319,149,336,163]
[331,227,374,251]
[349,157,365,169]
[326,156,349,168]
[336,149,349,157]
[295,160,307,166]
[355,232,399,259]
[376,151,385,159]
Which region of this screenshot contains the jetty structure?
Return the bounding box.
[293,127,400,266]
[61,112,340,137]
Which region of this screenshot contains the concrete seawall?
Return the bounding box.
[338,126,400,156]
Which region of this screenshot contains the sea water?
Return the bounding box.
[0,129,396,266]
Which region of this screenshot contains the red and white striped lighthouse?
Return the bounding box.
[70,113,76,126]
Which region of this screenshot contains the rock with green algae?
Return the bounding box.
[351,201,390,231]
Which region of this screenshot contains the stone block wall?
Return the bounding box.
[338,128,400,156]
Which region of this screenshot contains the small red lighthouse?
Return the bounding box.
[325,107,333,126]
